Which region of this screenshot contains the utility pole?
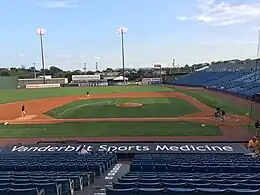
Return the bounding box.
[84,63,87,75]
[33,63,36,79]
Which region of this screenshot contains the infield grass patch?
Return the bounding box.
[0,121,221,137]
[46,98,200,118]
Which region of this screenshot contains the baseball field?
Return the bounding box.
[0,85,258,145]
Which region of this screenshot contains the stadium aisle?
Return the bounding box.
[81,162,130,195]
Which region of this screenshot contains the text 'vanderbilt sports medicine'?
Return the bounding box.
[9,144,240,153]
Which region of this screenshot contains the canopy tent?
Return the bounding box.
[113,76,129,81]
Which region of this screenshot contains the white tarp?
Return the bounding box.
[113,76,129,81]
[72,75,100,81]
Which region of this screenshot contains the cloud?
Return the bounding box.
[177,0,260,26]
[94,56,100,60]
[39,0,79,8]
[60,54,71,59]
[19,53,25,58]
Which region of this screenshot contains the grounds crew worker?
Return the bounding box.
[248,136,259,153]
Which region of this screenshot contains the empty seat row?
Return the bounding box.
[106,187,259,195]
[113,181,260,189]
[0,163,103,175]
[130,164,260,173]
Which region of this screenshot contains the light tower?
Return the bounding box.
[36,28,46,84]
[118,27,127,83]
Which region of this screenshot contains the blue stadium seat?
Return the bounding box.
[106,188,135,195]
[155,164,167,172]
[113,182,136,189]
[137,183,161,188]
[166,188,195,195]
[167,165,179,172]
[139,178,160,183]
[9,188,42,195]
[118,178,138,183]
[33,182,61,195]
[227,188,259,194]
[196,188,226,195]
[11,183,34,189]
[137,188,165,195]
[0,188,9,195]
[163,182,186,188]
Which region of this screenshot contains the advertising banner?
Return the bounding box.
[5,143,248,154]
[152,78,161,81]
[72,75,100,81]
[25,84,60,89]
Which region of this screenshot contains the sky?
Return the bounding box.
[0,0,260,71]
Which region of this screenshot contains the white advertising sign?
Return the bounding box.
[72,75,100,81]
[25,84,61,89]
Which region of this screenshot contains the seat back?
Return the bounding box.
[137,188,165,195]
[197,188,226,195]
[0,188,9,195]
[106,188,135,195]
[10,188,38,195]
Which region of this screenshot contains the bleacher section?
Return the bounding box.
[0,152,117,195]
[172,70,260,98]
[107,154,260,195]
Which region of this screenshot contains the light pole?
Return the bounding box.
[36,28,46,84]
[84,63,87,75]
[33,63,36,79]
[118,27,127,83]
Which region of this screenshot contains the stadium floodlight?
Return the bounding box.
[36,28,46,84]
[118,27,127,83]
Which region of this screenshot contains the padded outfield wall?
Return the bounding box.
[0,76,18,89]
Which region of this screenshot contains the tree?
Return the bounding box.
[49,66,63,74]
[1,71,11,76]
[105,68,113,72]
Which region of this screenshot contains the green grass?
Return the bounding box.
[0,121,221,137]
[46,97,200,118]
[0,85,174,104]
[173,87,258,116]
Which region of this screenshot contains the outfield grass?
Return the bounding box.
[0,85,174,104]
[173,87,258,116]
[46,97,200,118]
[0,121,221,137]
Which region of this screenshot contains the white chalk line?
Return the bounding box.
[56,100,118,116]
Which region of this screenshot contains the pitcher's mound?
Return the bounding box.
[116,102,143,108]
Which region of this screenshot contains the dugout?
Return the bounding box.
[0,76,18,89]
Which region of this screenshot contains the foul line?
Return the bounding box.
[56,100,117,116]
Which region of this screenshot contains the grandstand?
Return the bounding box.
[106,153,260,195]
[170,59,260,99]
[0,149,117,195]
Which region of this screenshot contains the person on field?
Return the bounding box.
[255,120,260,135]
[21,105,26,117]
[248,136,259,153]
[221,110,226,121]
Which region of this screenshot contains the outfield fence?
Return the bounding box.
[0,76,18,89]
